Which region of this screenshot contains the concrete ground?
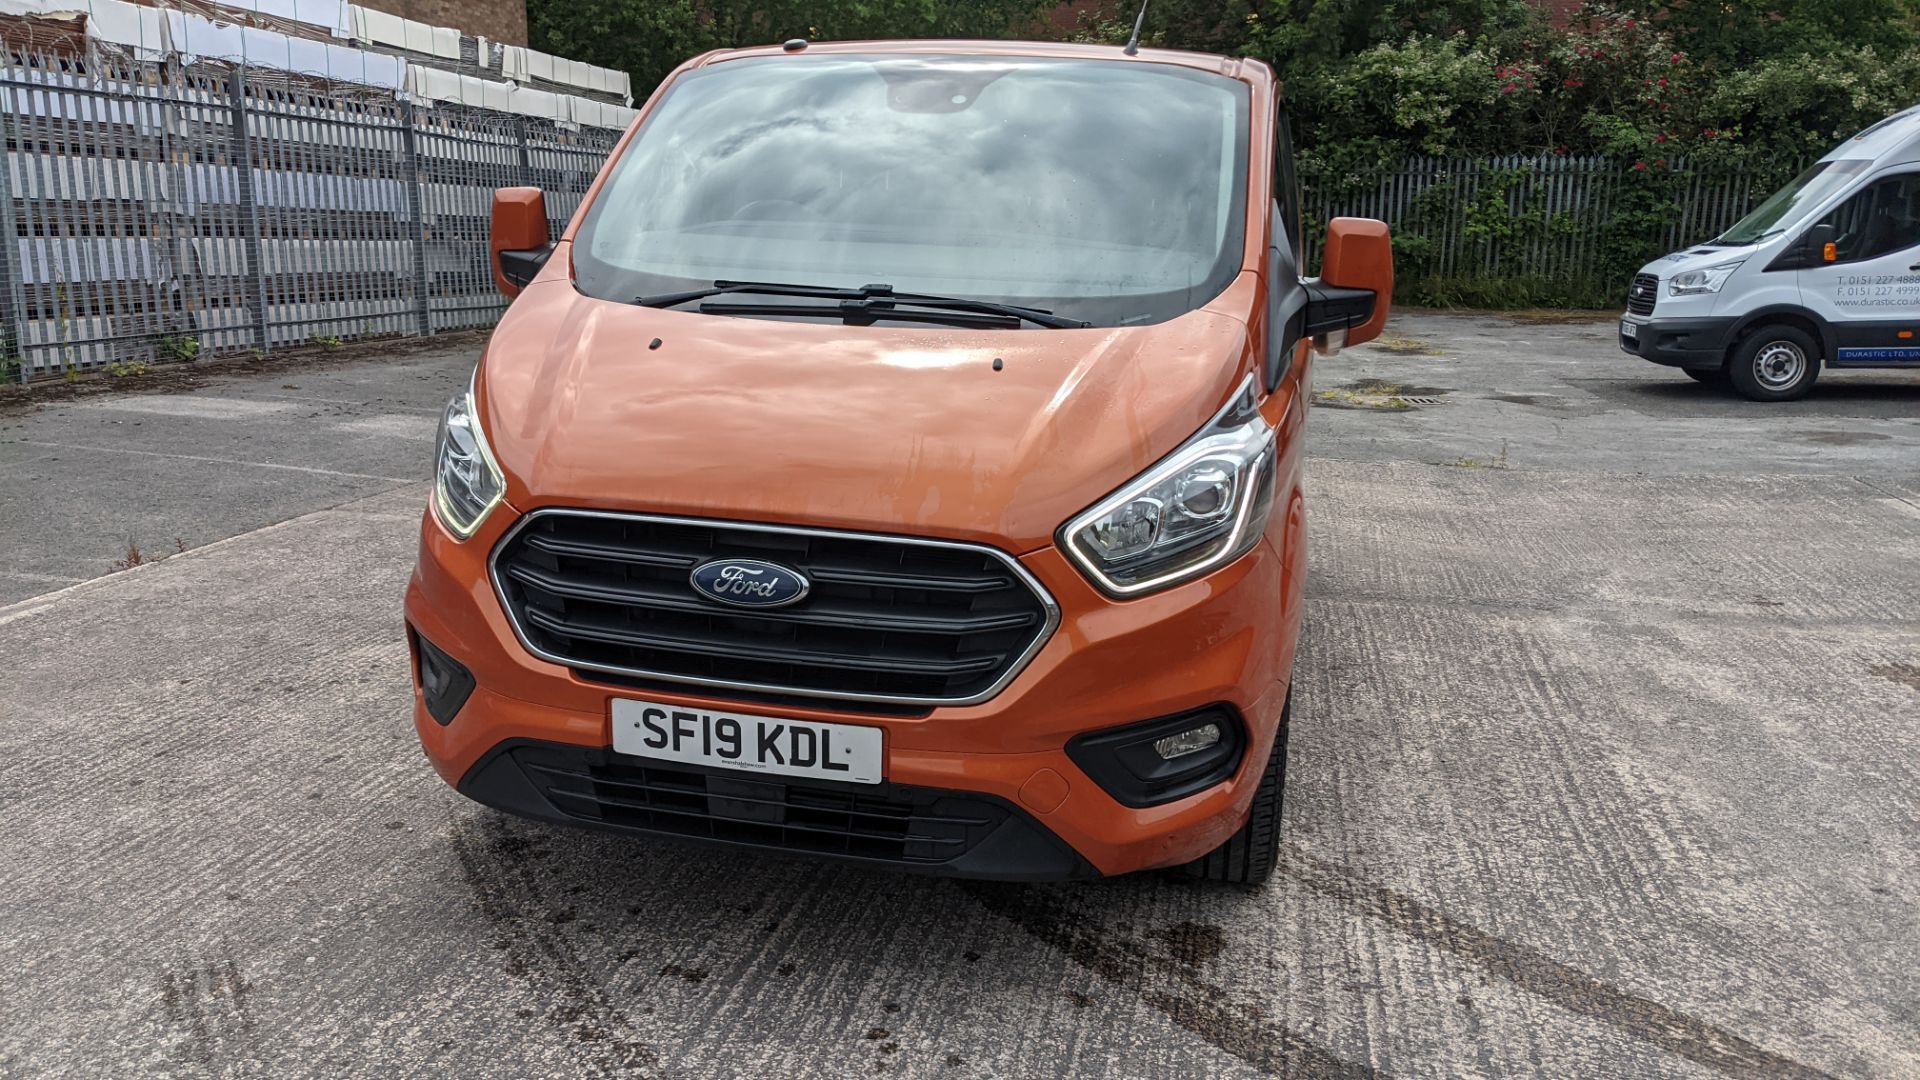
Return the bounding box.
[1,313,1916,1078]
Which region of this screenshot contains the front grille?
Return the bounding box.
[492,510,1056,706]
[509,744,1011,866]
[1627,272,1658,315]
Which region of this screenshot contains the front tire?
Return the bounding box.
[1728,324,1821,402]
[1181,695,1289,885]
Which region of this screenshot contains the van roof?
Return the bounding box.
[694,38,1258,82]
[1825,103,1920,167]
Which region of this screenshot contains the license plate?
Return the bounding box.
[1620,319,1638,340]
[611,698,883,784]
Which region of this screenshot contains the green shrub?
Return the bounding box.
[155,336,200,363]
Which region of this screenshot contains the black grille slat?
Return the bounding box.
[512,745,1010,865]
[521,531,702,569]
[493,511,1053,706]
[523,761,994,831]
[1628,272,1658,316]
[541,786,972,848]
[502,561,1039,635]
[805,567,1012,593]
[519,605,1008,675]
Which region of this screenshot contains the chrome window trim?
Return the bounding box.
[488,508,1062,708]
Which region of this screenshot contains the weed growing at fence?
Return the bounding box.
[309,335,343,350]
[104,361,152,379]
[0,327,17,382]
[155,337,201,364]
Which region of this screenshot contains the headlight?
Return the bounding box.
[433,376,505,539]
[1061,375,1278,596]
[1669,261,1744,296]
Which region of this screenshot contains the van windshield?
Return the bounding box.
[571,55,1251,328]
[1714,160,1873,245]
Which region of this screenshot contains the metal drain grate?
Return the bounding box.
[1400,397,1444,405]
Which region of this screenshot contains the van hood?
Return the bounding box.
[476,262,1257,552]
[1638,241,1760,279]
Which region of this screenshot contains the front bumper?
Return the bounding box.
[1619,314,1737,368]
[404,501,1300,880]
[461,739,1099,880]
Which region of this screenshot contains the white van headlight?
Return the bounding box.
[1062,377,1278,596]
[1669,261,1744,296]
[433,376,506,539]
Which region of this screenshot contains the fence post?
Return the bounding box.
[229,68,272,353]
[398,100,432,338]
[516,118,534,187]
[0,74,25,382]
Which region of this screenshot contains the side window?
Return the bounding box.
[1813,173,1920,264]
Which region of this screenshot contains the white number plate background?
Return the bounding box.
[611,698,883,784]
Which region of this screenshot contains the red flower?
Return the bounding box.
[1633,161,1647,171]
[1657,77,1668,87]
[1655,158,1667,167]
[1625,18,1637,28]
[1654,133,1666,143]
[1670,52,1683,63]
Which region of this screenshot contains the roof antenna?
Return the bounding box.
[1122,0,1149,55]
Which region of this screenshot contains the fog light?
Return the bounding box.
[1154,723,1221,760]
[1066,705,1245,808]
[412,629,475,726]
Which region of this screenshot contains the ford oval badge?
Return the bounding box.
[689,559,809,608]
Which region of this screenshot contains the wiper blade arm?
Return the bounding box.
[635,279,893,308]
[882,290,1089,330]
[639,280,1091,329]
[698,300,1023,330]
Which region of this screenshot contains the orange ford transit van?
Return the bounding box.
[406,39,1392,883]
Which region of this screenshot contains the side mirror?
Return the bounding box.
[1305,217,1393,354]
[1805,223,1838,263]
[490,187,553,299]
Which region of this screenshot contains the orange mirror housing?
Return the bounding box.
[490,187,551,298]
[1320,217,1393,347]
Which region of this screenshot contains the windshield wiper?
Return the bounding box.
[635,279,1090,329]
[697,299,1024,330]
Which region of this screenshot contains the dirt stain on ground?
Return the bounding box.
[451,813,659,1077]
[1797,431,1892,446]
[157,954,256,1066]
[1281,847,1838,1080]
[1488,392,1570,408]
[959,881,1375,1079]
[1871,662,1920,693]
[1152,921,1227,967]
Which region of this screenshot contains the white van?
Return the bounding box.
[1620,105,1920,400]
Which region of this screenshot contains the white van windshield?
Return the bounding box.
[571,55,1251,327]
[1714,160,1874,245]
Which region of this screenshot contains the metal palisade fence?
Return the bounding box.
[0,41,619,380]
[1302,155,1774,302]
[2,47,1791,383]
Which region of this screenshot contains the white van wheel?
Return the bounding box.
[1728,325,1821,402]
